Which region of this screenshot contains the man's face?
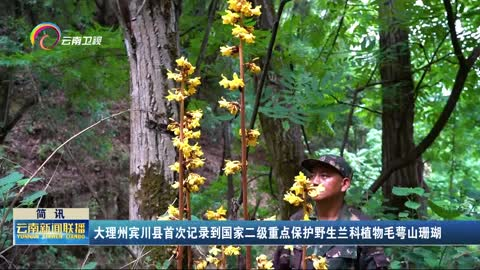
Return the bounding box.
[309,165,350,201]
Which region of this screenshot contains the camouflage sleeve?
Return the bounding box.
[358,246,390,270]
[273,246,292,270]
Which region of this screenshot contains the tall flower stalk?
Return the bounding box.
[218,1,262,268]
[284,172,328,270]
[166,56,205,270]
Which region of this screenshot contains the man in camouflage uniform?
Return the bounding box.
[273,154,390,270]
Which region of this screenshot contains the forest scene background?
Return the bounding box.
[0,0,479,269]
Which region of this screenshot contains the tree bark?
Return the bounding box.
[254,0,305,220]
[259,116,306,220]
[378,0,419,213]
[115,0,181,222]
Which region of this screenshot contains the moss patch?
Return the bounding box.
[133,164,177,219]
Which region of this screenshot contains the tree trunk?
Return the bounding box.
[254,0,306,220]
[115,0,181,221]
[259,116,306,219]
[378,0,419,213]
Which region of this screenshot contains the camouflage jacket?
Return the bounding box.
[273,204,390,270]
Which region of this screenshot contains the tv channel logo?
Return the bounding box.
[30,22,103,50]
[30,22,62,50]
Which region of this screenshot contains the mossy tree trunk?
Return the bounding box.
[115,0,181,227]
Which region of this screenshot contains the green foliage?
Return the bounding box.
[0,171,45,257]
[427,199,462,219]
[0,171,45,209]
[386,246,480,269]
[392,187,425,197]
[18,246,80,269]
[82,261,97,269]
[191,175,233,216]
[1,22,128,111]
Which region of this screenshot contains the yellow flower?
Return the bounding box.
[240,3,253,17]
[167,204,179,218]
[173,137,194,158]
[243,33,256,43]
[209,246,222,256]
[190,185,199,192]
[169,162,180,172]
[186,177,196,187]
[186,173,205,192]
[248,129,260,146]
[176,56,188,67]
[176,56,195,75]
[222,10,240,25]
[227,0,261,17]
[166,69,183,82]
[283,191,303,206]
[218,97,240,115]
[224,160,242,175]
[232,24,246,35]
[167,120,179,133]
[246,62,261,74]
[193,146,204,159]
[190,109,203,119]
[205,206,227,220]
[227,0,244,12]
[188,77,201,87]
[186,85,197,96]
[194,259,207,270]
[220,45,238,57]
[308,254,328,270]
[250,5,262,16]
[186,157,204,170]
[205,210,218,220]
[231,24,256,43]
[239,128,261,146]
[185,77,201,96]
[308,184,325,198]
[166,89,185,102]
[157,204,181,220]
[171,181,180,189]
[294,171,309,186]
[256,254,274,270]
[231,24,248,36]
[216,205,227,216]
[206,255,220,267]
[230,73,245,89]
[214,206,227,220]
[219,73,245,91]
[190,143,202,153]
[219,75,230,89]
[224,245,241,256]
[184,110,203,129]
[257,254,268,262]
[184,129,201,140]
[259,260,274,270]
[186,77,201,96]
[289,182,304,196]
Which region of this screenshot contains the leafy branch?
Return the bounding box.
[365,0,480,197]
